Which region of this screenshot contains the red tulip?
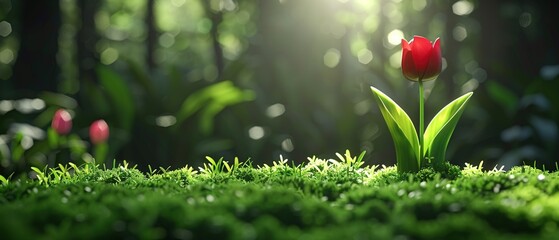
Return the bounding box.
[51,109,72,135]
[89,119,109,144]
[401,36,442,81]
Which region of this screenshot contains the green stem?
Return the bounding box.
[419,80,424,167]
[94,142,108,165]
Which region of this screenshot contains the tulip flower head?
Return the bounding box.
[89,120,109,145]
[401,36,442,82]
[51,109,72,135]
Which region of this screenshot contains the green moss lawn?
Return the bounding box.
[2,152,559,239]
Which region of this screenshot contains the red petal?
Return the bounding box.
[401,41,420,81]
[401,38,411,52]
[410,36,432,79]
[422,38,442,81]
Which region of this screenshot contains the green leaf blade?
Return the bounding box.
[424,92,473,166]
[96,65,136,131]
[175,81,254,134]
[370,87,420,172]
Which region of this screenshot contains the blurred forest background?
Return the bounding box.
[1,0,558,176]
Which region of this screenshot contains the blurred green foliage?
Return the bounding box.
[1,0,558,176]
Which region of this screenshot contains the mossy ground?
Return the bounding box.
[1,153,559,239]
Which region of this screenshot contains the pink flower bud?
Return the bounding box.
[51,109,72,135]
[89,119,109,144]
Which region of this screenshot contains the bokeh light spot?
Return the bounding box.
[412,0,427,11]
[248,126,265,140]
[15,99,38,114]
[100,48,119,65]
[21,136,34,150]
[159,33,175,48]
[155,115,177,127]
[461,78,479,94]
[452,1,474,16]
[211,0,236,11]
[0,21,12,37]
[266,103,285,118]
[387,29,404,46]
[281,138,294,152]
[519,12,532,28]
[357,49,373,64]
[31,99,45,111]
[220,34,242,60]
[197,18,212,34]
[453,25,468,42]
[0,49,14,64]
[324,48,341,68]
[0,100,13,114]
[354,100,370,116]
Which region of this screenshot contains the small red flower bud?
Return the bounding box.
[51,109,72,135]
[401,36,442,81]
[89,119,109,144]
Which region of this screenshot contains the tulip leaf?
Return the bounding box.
[423,92,473,166]
[371,87,420,172]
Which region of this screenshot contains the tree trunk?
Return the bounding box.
[202,2,224,81]
[11,0,61,96]
[77,0,100,84]
[145,0,157,70]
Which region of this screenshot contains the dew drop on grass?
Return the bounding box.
[84,186,92,193]
[408,191,417,198]
[530,204,544,217]
[61,197,68,204]
[493,184,501,193]
[234,190,244,198]
[508,174,515,180]
[397,189,406,197]
[420,181,427,188]
[448,203,462,212]
[63,190,72,197]
[206,195,215,203]
[537,174,546,181]
[451,188,457,194]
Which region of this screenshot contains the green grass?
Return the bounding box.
[2,151,559,239]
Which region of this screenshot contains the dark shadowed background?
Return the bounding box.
[1,0,558,176]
